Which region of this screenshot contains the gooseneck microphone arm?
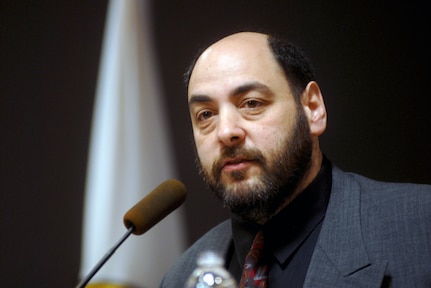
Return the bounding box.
[75,225,135,288]
[75,179,187,288]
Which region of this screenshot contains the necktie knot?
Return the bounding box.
[239,230,267,288]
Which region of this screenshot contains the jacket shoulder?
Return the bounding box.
[333,165,431,197]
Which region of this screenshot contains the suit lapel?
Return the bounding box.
[304,166,387,288]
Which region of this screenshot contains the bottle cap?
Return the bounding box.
[197,250,224,266]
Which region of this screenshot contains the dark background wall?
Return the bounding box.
[1,1,430,287]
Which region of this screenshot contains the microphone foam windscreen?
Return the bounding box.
[123,179,187,235]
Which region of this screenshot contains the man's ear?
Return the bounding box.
[301,81,327,136]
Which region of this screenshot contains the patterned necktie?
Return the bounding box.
[239,230,268,288]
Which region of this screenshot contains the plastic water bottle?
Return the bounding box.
[184,250,238,288]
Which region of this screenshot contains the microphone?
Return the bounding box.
[76,179,187,288]
[124,179,187,235]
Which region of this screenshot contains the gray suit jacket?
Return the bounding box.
[161,166,431,287]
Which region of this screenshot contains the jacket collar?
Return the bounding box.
[304,166,387,287]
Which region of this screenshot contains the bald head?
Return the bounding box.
[197,32,270,64]
[185,32,271,90]
[188,32,286,99]
[204,31,269,51]
[184,32,315,100]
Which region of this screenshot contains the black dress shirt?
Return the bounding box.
[226,156,332,287]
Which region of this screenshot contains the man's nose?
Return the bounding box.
[217,108,245,146]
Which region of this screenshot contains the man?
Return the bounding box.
[160,32,431,287]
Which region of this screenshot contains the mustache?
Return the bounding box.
[212,146,266,177]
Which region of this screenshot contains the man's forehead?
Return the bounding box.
[188,32,289,101]
[189,32,275,82]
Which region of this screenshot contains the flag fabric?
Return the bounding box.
[78,0,186,287]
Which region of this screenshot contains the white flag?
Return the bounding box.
[78,0,186,287]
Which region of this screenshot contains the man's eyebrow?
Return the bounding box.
[232,81,272,97]
[188,82,272,106]
[188,95,212,106]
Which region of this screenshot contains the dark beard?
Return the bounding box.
[196,107,313,223]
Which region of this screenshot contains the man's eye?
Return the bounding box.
[244,100,261,108]
[197,111,213,121]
